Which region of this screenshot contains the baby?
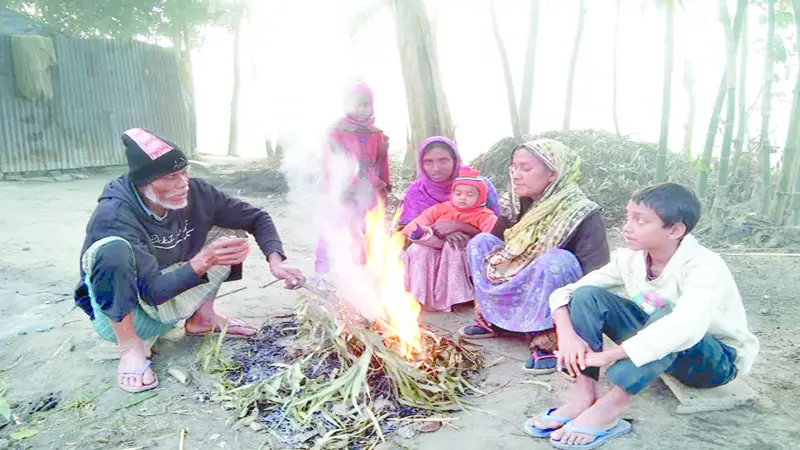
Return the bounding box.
[401,167,498,248]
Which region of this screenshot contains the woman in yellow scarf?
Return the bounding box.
[460,139,610,374]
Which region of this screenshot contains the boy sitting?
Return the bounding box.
[525,182,760,449]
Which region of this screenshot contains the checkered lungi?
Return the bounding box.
[82,227,241,342]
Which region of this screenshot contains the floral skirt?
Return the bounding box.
[466,233,583,332]
[402,243,474,312]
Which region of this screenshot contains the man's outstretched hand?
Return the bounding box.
[268,253,304,289]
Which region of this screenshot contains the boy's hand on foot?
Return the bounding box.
[583,350,612,368]
[555,331,590,377]
[584,347,628,368]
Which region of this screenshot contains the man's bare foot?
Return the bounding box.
[117,340,157,392]
[184,313,257,336]
[550,386,630,445]
[142,336,159,358]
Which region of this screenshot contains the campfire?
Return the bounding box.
[203,199,484,449]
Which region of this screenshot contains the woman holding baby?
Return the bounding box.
[398,137,609,373]
[397,137,501,312]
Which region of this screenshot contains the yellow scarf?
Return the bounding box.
[485,139,599,282]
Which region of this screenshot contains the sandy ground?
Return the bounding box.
[0,174,798,450]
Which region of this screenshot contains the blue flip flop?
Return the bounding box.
[117,359,159,394]
[549,419,632,449]
[523,408,572,438]
[523,349,558,375]
[459,324,498,339]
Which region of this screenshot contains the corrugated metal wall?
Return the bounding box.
[0,36,192,174]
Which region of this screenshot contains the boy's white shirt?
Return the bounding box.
[549,234,759,375]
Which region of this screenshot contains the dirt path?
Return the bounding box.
[0,176,796,449]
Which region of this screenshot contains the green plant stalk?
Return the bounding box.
[518,0,540,136]
[113,392,158,412]
[711,0,746,233]
[730,16,748,178]
[770,0,800,224]
[489,0,522,140]
[697,78,727,198]
[227,6,244,157]
[563,0,587,131]
[612,0,622,136]
[788,1,800,225]
[696,4,747,198]
[759,0,777,214]
[790,129,800,225]
[768,77,800,224]
[655,0,675,182]
[682,58,696,160]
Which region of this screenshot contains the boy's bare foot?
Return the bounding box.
[532,375,596,430]
[532,395,594,430]
[550,386,630,445]
[117,340,157,392]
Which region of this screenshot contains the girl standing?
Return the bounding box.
[315,80,391,274]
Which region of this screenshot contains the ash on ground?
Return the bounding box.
[225,318,434,448]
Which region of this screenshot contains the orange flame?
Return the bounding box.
[363,199,422,359]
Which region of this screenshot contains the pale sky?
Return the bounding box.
[191,0,797,164]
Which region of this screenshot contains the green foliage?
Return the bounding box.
[471,130,763,226]
[4,0,236,44]
[345,0,388,40]
[755,0,796,80]
[0,389,11,423]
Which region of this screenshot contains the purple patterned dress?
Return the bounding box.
[467,233,583,332]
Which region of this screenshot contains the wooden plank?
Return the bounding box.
[718,252,800,257]
[659,374,758,414]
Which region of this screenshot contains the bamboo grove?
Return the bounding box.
[8,1,800,232]
[486,0,800,232]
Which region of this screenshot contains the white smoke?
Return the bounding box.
[279,129,386,323]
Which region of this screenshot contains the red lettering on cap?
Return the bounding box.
[124,128,174,160]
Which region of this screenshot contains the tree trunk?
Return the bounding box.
[759,0,776,215]
[518,0,540,136]
[777,0,800,224]
[730,15,749,178]
[695,5,746,199]
[265,139,275,159]
[244,12,271,159]
[711,0,745,235]
[696,79,726,198]
[179,22,198,157]
[790,153,800,225]
[682,59,696,160]
[389,0,454,171]
[612,0,622,136]
[562,0,587,131]
[227,7,244,157]
[489,0,521,140]
[769,75,800,223]
[654,0,675,182]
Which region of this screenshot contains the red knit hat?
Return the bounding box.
[451,167,488,208]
